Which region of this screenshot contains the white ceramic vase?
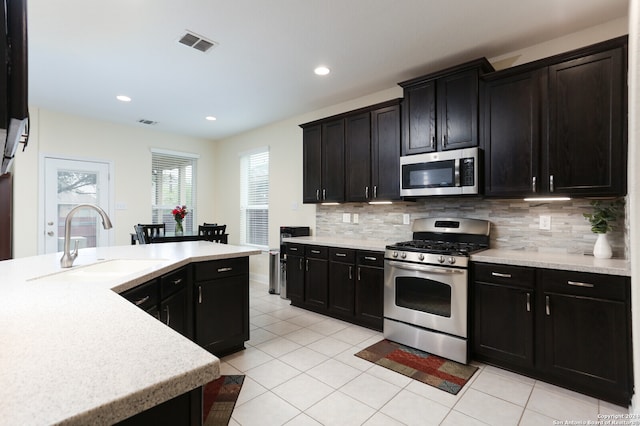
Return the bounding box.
[593,233,612,259]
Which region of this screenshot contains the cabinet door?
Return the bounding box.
[547,47,625,196]
[473,282,534,369]
[286,254,305,305]
[438,69,480,150]
[542,292,629,398]
[483,71,542,197]
[303,125,322,203]
[345,112,372,202]
[321,119,345,202]
[160,287,190,339]
[355,265,383,330]
[195,274,249,356]
[305,258,328,309]
[371,104,401,201]
[328,261,355,318]
[402,80,436,155]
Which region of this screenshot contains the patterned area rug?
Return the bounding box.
[203,375,245,426]
[355,340,478,395]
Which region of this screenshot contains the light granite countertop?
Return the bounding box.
[0,241,261,426]
[283,237,631,276]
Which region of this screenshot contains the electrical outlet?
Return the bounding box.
[539,215,551,230]
[353,213,359,224]
[403,214,410,225]
[342,213,351,223]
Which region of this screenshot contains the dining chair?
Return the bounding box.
[198,224,227,243]
[133,225,148,244]
[137,223,166,243]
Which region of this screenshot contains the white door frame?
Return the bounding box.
[38,153,115,254]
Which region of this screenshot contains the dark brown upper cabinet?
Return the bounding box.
[482,36,627,198]
[301,99,401,204]
[400,58,494,155]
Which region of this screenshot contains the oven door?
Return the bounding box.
[384,259,468,338]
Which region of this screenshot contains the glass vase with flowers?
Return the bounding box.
[172,205,188,235]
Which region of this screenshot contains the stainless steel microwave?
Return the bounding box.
[400,147,479,197]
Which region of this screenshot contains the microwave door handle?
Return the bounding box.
[454,158,461,187]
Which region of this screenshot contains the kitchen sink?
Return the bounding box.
[29,258,170,283]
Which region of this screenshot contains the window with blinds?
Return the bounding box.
[151,149,198,233]
[240,148,269,248]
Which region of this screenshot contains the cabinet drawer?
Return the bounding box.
[194,257,249,281]
[160,266,189,299]
[306,245,328,259]
[121,279,159,311]
[539,269,629,301]
[357,250,384,268]
[473,263,535,288]
[286,243,306,256]
[330,247,355,263]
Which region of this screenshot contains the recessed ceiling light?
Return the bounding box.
[314,66,330,76]
[205,116,217,121]
[116,95,131,102]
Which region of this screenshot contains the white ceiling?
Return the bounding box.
[27,0,628,141]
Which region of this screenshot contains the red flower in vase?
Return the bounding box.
[172,205,188,221]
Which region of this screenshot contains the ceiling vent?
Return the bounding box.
[178,30,218,53]
[138,119,158,126]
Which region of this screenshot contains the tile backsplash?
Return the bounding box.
[316,197,628,259]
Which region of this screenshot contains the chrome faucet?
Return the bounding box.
[60,204,113,268]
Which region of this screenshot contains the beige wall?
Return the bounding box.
[12,108,217,257]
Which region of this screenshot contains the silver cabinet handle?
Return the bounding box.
[217,267,232,273]
[316,189,320,201]
[545,295,550,316]
[349,266,352,280]
[172,278,183,286]
[290,247,298,252]
[443,134,448,148]
[311,249,320,254]
[567,280,595,288]
[430,136,435,150]
[365,186,369,199]
[373,186,377,199]
[532,176,537,193]
[491,272,512,278]
[47,231,54,236]
[133,295,150,306]
[335,253,347,257]
[306,259,309,272]
[322,189,326,200]
[526,293,531,312]
[550,175,554,192]
[165,306,170,326]
[299,258,303,270]
[358,267,361,281]
[364,256,377,261]
[198,286,202,304]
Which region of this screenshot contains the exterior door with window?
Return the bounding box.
[42,157,111,254]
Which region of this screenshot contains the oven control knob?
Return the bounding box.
[392,251,398,258]
[438,256,445,264]
[401,252,407,259]
[418,254,424,261]
[448,257,456,265]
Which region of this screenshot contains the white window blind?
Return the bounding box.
[151,149,198,233]
[240,148,269,248]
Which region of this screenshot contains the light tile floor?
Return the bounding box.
[220,281,629,425]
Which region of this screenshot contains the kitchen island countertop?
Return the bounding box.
[0,241,260,426]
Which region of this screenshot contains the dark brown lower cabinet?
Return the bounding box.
[472,263,632,406]
[328,248,356,320]
[355,251,384,330]
[194,257,249,357]
[304,246,328,309]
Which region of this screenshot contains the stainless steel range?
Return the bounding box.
[384,217,490,364]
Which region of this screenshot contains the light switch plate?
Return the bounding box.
[342,213,351,223]
[403,214,410,225]
[539,215,551,230]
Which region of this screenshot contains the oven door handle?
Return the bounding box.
[386,260,465,275]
